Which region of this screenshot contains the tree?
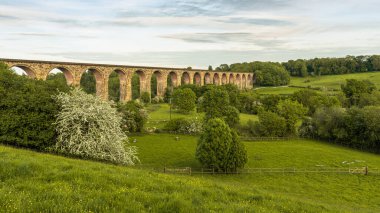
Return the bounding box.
[117,101,148,133]
[341,79,376,106]
[140,91,151,104]
[202,88,230,120]
[208,65,213,71]
[0,64,70,150]
[254,110,287,137]
[172,88,196,114]
[276,99,307,135]
[195,118,247,172]
[54,89,139,165]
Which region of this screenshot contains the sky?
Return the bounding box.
[0,0,380,69]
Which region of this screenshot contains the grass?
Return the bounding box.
[132,134,380,169]
[145,104,258,128]
[2,135,380,212]
[290,72,380,90]
[255,71,380,94]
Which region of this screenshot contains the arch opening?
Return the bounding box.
[221,73,227,85]
[132,70,146,100]
[151,71,163,98]
[204,73,211,85]
[108,69,127,102]
[193,72,201,86]
[181,72,190,85]
[247,74,253,87]
[10,65,36,79]
[167,71,178,90]
[80,68,102,95]
[235,74,241,88]
[229,73,235,84]
[213,73,220,85]
[242,74,247,89]
[47,67,73,86]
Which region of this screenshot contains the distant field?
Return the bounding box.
[255,71,380,94]
[2,134,379,212]
[145,104,258,128]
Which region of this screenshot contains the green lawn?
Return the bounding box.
[2,135,380,212]
[145,104,258,128]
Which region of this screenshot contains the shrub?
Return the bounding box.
[252,110,287,137]
[0,64,70,150]
[163,118,203,135]
[140,92,151,104]
[196,118,247,172]
[54,89,139,165]
[117,101,148,133]
[172,88,196,114]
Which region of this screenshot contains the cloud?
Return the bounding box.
[0,14,19,20]
[220,17,293,26]
[161,32,286,48]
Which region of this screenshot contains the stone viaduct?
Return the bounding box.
[0,58,254,102]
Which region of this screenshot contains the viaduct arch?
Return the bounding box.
[1,58,254,102]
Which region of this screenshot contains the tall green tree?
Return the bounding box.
[196,118,247,172]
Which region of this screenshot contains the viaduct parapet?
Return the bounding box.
[0,58,254,101]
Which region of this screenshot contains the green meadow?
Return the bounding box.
[2,134,380,212]
[255,71,380,94]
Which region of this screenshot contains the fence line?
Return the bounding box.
[161,166,379,176]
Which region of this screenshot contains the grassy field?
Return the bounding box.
[145,104,258,128]
[2,135,380,212]
[255,71,380,94]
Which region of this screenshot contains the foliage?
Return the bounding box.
[249,110,287,137]
[276,99,308,135]
[292,89,341,114]
[341,79,376,106]
[195,118,247,172]
[254,62,290,86]
[140,91,151,104]
[163,118,203,135]
[202,88,230,119]
[284,55,380,76]
[80,71,96,95]
[54,89,139,165]
[117,101,148,133]
[301,106,380,152]
[172,88,197,114]
[108,72,120,102]
[238,91,261,114]
[0,65,70,150]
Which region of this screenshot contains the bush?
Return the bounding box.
[0,65,70,150]
[196,118,247,172]
[54,89,139,165]
[172,88,196,114]
[117,101,148,133]
[250,110,287,137]
[163,118,203,135]
[140,92,151,104]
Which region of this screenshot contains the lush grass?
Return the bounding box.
[2,135,380,212]
[290,72,380,90]
[254,71,380,94]
[132,134,380,169]
[145,104,258,128]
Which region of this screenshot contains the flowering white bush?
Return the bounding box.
[54,89,139,165]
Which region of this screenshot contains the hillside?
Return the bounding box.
[255,71,380,94]
[2,136,380,212]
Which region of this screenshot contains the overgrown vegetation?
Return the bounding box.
[54,89,139,165]
[0,65,70,150]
